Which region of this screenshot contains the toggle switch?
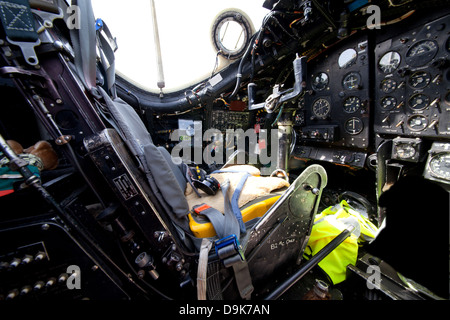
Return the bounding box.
[6,289,19,300]
[45,277,57,287]
[9,258,21,268]
[21,255,33,265]
[33,281,45,291]
[58,273,69,283]
[34,251,46,261]
[20,286,32,296]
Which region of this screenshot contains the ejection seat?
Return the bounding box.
[86,85,328,299]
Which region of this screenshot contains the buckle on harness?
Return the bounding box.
[193,203,215,216]
[215,234,245,268]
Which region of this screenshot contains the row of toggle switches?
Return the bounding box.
[0,251,47,271]
[2,273,71,300]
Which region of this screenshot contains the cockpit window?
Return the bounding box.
[91,0,268,93]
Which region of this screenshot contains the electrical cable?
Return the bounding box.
[272,105,284,127]
[229,8,303,100]
[228,32,258,99]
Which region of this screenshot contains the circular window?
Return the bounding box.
[211,10,253,60]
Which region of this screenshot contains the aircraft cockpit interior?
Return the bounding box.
[0,0,449,304]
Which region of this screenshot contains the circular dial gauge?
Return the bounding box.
[408,93,430,110]
[343,96,361,113]
[406,40,438,67]
[311,98,331,119]
[312,72,329,91]
[342,72,361,90]
[344,117,364,135]
[380,78,397,93]
[378,51,401,73]
[338,48,358,68]
[407,115,428,131]
[429,153,450,181]
[380,96,397,111]
[408,71,431,89]
[395,143,416,159]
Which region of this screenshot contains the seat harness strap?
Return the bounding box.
[213,169,251,233]
[215,235,254,299]
[193,177,254,300]
[192,179,240,240]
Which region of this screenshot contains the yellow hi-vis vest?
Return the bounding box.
[303,200,379,284]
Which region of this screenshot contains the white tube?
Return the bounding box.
[149,0,165,91]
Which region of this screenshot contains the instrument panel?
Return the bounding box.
[162,14,449,173]
[210,109,250,132]
[292,13,450,171]
[374,14,450,138]
[296,34,371,150]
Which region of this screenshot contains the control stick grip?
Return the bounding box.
[247,55,307,110]
[279,55,307,103]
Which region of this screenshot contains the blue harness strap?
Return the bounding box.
[213,169,251,233]
[231,173,250,233]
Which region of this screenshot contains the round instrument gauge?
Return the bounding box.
[378,51,401,73]
[344,117,364,135]
[343,96,361,113]
[408,71,431,89]
[311,98,331,119]
[407,114,428,131]
[380,78,397,93]
[408,93,430,110]
[380,96,397,111]
[395,143,416,160]
[342,72,361,90]
[429,152,450,181]
[338,48,358,68]
[312,72,329,91]
[406,40,438,67]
